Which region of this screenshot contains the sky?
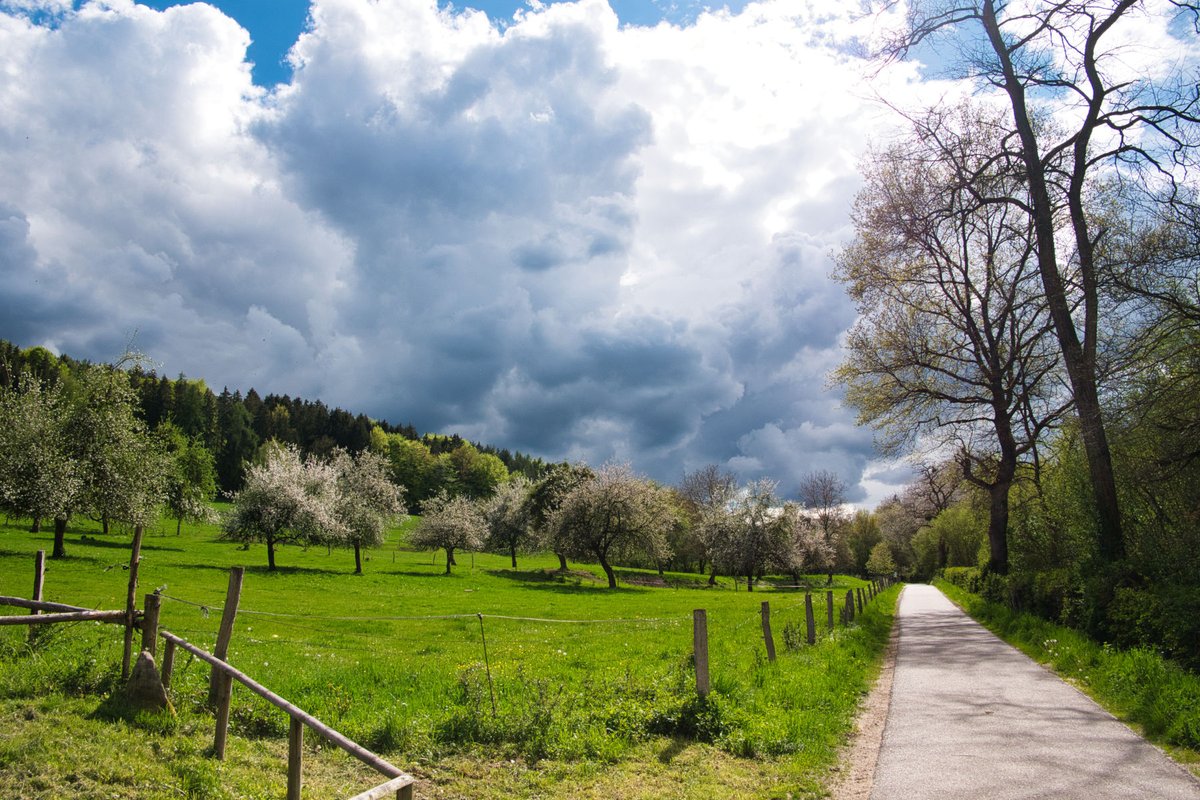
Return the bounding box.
[10,0,1176,506]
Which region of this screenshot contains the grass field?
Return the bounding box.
[0,510,898,799]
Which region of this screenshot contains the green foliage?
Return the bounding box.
[866,541,895,576]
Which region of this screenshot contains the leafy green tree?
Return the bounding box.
[161,422,218,536]
[223,442,344,571]
[383,435,438,510]
[332,448,405,574]
[410,491,487,575]
[552,463,674,589]
[844,509,882,576]
[867,541,897,577]
[69,365,169,537]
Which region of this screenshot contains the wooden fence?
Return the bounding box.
[1,553,414,800]
[691,576,895,695]
[5,549,896,796]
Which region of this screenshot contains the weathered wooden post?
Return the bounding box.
[856,588,865,615]
[161,638,176,691]
[28,550,45,643]
[213,665,234,759]
[826,591,834,629]
[845,590,855,623]
[693,609,710,697]
[122,524,146,680]
[141,593,161,658]
[760,602,776,662]
[288,716,304,800]
[208,567,245,705]
[804,593,816,645]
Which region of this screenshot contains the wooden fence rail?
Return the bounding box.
[157,629,415,800]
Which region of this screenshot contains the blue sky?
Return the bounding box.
[139,0,752,86]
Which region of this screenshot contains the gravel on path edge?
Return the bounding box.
[828,585,903,800]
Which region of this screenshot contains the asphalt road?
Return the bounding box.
[870,584,1200,800]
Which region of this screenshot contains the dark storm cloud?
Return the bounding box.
[0,0,954,506]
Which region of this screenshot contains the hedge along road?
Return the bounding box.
[870,584,1200,800]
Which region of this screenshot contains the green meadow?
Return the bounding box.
[0,510,897,799]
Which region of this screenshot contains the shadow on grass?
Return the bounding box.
[483,567,648,595]
[657,736,689,764]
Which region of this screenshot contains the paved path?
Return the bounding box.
[871,584,1200,800]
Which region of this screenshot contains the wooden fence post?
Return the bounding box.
[213,666,234,759]
[161,638,176,691]
[760,602,776,662]
[208,567,245,705]
[845,590,855,623]
[693,609,710,697]
[29,550,45,644]
[288,716,303,800]
[856,588,864,615]
[804,593,816,645]
[122,524,145,680]
[141,593,161,658]
[826,591,834,629]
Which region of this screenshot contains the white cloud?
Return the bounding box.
[6,0,1182,501]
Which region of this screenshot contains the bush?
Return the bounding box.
[942,566,982,593]
[1108,585,1200,672]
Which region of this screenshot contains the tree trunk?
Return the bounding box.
[52,517,67,558]
[354,542,363,574]
[176,516,183,536]
[510,545,517,569]
[746,573,755,592]
[557,551,568,571]
[708,567,717,586]
[982,0,1124,563]
[986,481,1011,575]
[102,515,109,536]
[598,553,617,588]
[267,533,277,571]
[30,517,41,533]
[444,547,454,574]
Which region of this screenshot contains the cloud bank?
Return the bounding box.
[0,0,947,502]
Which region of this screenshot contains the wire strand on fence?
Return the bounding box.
[158,593,682,626]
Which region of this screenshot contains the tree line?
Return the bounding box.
[834,1,1200,666]
[1,343,889,590]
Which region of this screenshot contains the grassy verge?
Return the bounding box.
[0,513,898,798]
[935,578,1200,770]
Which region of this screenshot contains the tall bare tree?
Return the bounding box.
[876,0,1200,562]
[678,464,740,584]
[797,469,850,583]
[835,105,1071,572]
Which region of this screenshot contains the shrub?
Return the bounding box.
[942,567,982,593]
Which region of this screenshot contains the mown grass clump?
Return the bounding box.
[0,512,897,798]
[936,578,1200,753]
